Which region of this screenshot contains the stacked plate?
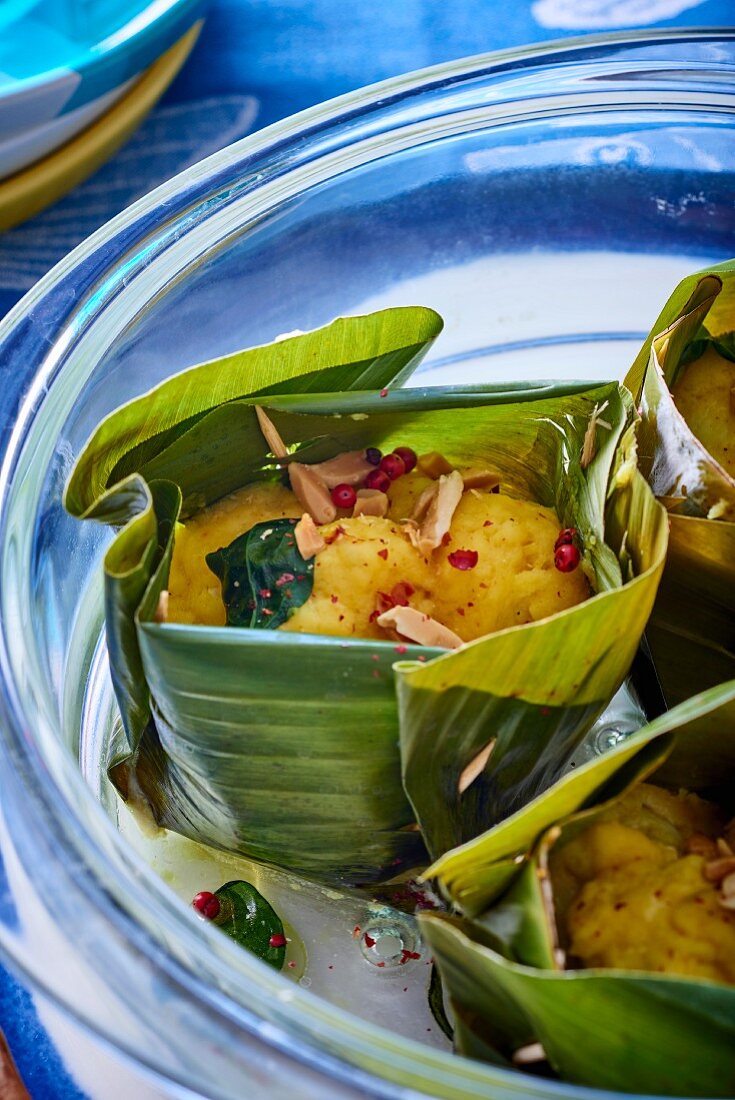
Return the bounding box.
[0,0,206,228]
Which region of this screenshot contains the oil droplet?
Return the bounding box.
[358,915,420,970]
[594,725,630,754]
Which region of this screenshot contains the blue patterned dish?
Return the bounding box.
[0,0,206,178]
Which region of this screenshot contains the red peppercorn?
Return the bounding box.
[331,483,357,509]
[269,932,287,948]
[192,891,220,920]
[365,447,382,466]
[393,446,417,473]
[365,468,391,492]
[379,453,406,480]
[555,543,581,572]
[448,549,479,571]
[554,527,578,550]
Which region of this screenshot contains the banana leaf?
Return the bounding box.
[421,681,735,1097]
[624,262,735,712]
[395,417,668,865]
[65,307,666,884]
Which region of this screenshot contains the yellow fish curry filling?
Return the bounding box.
[670,342,735,479]
[165,408,591,646]
[550,784,735,985]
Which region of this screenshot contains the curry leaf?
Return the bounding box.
[206,518,313,628]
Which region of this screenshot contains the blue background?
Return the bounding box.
[0,0,732,1095]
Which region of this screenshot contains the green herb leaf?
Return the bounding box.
[681,328,735,368]
[206,519,313,629]
[213,880,286,970]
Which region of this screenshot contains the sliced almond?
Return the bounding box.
[685,833,718,859]
[376,605,463,649]
[294,513,326,559]
[461,468,501,491]
[255,406,289,458]
[410,483,438,523]
[289,463,337,524]
[512,1043,546,1067]
[458,739,496,795]
[417,451,454,479]
[703,856,735,883]
[153,590,169,623]
[717,837,734,857]
[405,469,464,554]
[721,872,735,899]
[718,893,735,910]
[353,488,389,518]
[310,450,375,488]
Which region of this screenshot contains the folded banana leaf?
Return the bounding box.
[65,306,666,885]
[395,417,668,865]
[421,680,735,1097]
[624,261,735,712]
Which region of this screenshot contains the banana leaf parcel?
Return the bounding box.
[625,260,735,713]
[65,307,667,885]
[422,680,735,1098]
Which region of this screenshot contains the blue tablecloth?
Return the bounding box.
[0,1,731,1095]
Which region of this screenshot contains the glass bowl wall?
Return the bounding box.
[0,30,734,1100]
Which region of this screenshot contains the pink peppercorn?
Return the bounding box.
[393,446,417,473]
[192,891,220,920]
[554,527,578,550]
[331,483,357,509]
[555,543,581,572]
[365,468,391,492]
[379,453,406,480]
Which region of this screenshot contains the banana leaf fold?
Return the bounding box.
[421,680,735,1097]
[625,260,735,713]
[64,306,667,884]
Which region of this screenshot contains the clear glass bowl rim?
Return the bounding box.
[0,27,734,1100]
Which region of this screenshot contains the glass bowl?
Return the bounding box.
[0,29,734,1100]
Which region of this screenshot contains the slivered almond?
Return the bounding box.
[154,590,169,623]
[255,406,288,458]
[458,739,496,795]
[289,463,337,524]
[719,894,735,910]
[512,1043,546,1067]
[405,469,464,554]
[703,856,735,882]
[310,450,375,488]
[376,606,463,649]
[686,833,718,859]
[410,483,438,523]
[294,513,326,559]
[461,468,501,490]
[353,489,389,517]
[721,872,735,899]
[717,837,734,857]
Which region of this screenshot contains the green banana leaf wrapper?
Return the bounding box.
[421,680,735,1097]
[625,261,735,712]
[64,306,667,884]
